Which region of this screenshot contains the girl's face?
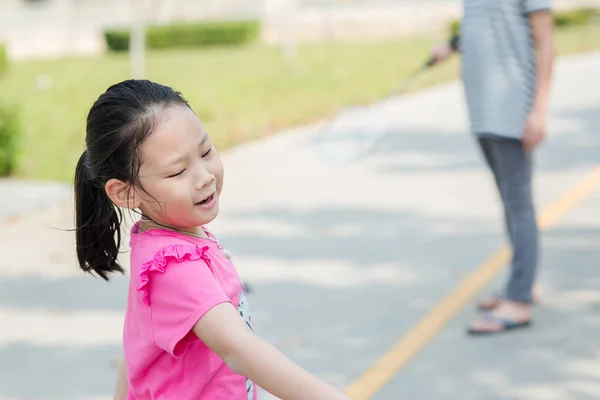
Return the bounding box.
[136,105,224,229]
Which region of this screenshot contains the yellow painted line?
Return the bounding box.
[345,165,600,400]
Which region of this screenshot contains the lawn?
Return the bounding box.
[1,22,600,182]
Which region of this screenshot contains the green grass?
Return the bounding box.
[1,23,600,182]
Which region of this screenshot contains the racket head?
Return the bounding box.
[314,55,434,165]
[314,104,389,165]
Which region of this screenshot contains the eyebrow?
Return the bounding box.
[166,134,210,167]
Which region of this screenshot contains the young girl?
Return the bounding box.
[74,79,350,400]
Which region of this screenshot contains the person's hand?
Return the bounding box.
[522,111,546,151]
[430,42,454,66]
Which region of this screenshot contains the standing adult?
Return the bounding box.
[432,0,555,335]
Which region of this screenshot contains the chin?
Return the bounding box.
[197,205,219,226]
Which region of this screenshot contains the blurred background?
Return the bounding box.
[1,0,600,399]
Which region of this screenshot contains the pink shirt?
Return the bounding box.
[124,222,258,400]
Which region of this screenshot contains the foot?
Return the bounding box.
[477,293,503,311]
[468,301,533,335]
[477,285,541,311]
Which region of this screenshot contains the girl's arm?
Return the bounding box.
[113,358,128,400]
[193,303,350,400]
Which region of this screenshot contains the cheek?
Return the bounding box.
[136,181,169,211]
[210,156,224,189]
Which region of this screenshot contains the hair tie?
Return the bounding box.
[83,149,99,180]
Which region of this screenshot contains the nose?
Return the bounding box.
[193,162,215,191]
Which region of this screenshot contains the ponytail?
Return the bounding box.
[74,150,125,280]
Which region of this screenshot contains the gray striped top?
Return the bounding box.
[459,0,551,139]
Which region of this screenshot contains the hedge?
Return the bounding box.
[449,7,599,36]
[554,7,600,27]
[0,103,19,177]
[105,20,259,52]
[0,44,7,76]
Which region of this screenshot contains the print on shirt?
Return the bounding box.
[237,289,256,400]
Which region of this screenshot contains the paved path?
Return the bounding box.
[0,179,69,223]
[1,51,599,400]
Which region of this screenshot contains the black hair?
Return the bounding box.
[74,79,190,280]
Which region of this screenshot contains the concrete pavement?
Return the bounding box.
[1,51,599,399]
[0,179,69,223]
[376,183,600,400]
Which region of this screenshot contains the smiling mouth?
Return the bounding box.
[197,193,215,205]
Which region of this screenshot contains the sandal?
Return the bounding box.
[467,313,532,336]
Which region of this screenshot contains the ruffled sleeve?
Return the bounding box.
[137,244,211,306]
[135,244,232,357]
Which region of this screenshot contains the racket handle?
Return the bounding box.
[424,55,437,68]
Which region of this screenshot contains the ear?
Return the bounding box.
[105,178,140,210]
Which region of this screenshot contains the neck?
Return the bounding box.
[140,215,208,239]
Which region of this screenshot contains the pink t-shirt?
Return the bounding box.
[124,222,258,400]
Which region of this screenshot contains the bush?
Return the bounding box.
[104,30,130,52]
[0,103,19,177]
[448,7,600,36]
[449,20,460,37]
[105,20,260,52]
[0,43,7,76]
[554,8,600,27]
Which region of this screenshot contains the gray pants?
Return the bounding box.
[477,136,539,304]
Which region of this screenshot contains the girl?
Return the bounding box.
[74,79,350,400]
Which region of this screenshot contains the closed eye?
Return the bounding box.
[167,169,186,178]
[201,148,212,158]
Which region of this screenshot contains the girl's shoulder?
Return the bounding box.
[128,227,218,306]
